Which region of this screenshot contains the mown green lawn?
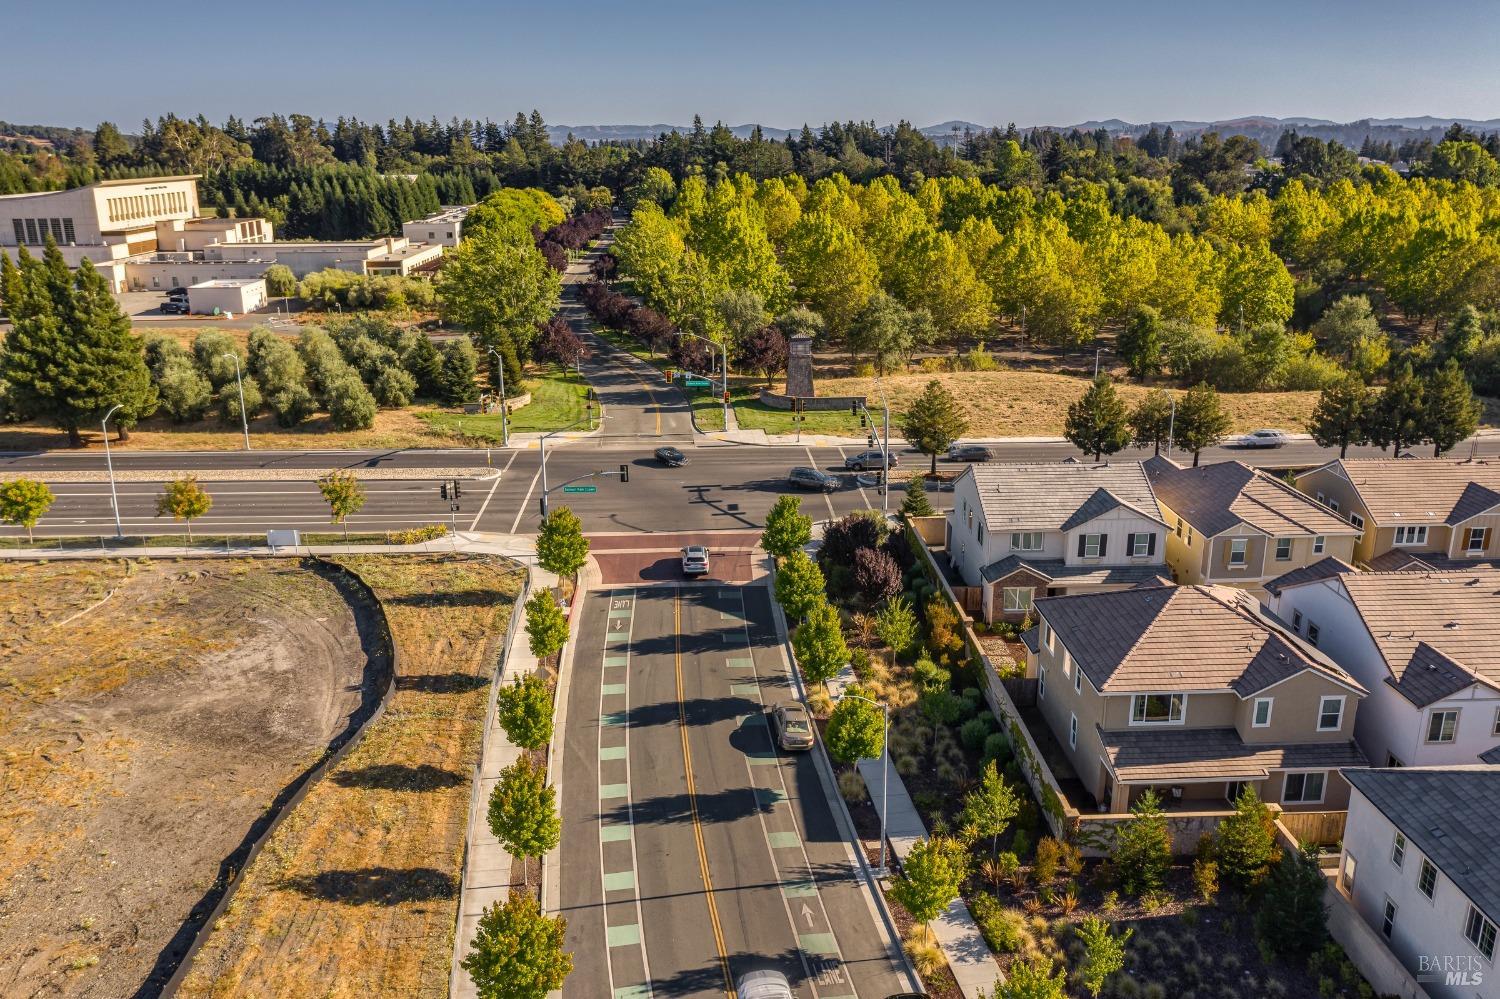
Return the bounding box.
[732,397,867,437]
[418,364,593,439]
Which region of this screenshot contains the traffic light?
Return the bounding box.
[452,479,462,499]
[619,463,629,483]
[722,390,730,404]
[440,482,449,500]
[850,400,858,415]
[665,368,674,382]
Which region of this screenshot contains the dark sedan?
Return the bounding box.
[654,446,687,466]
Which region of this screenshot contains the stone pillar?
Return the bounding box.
[786,335,814,398]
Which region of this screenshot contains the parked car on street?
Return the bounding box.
[948,444,993,462]
[843,449,897,471]
[788,466,838,492]
[768,701,815,750]
[1233,428,1288,449]
[680,545,710,576]
[654,445,687,466]
[737,970,794,999]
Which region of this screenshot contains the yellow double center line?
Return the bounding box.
[675,592,735,997]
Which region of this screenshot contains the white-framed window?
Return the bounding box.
[1073,667,1082,694]
[1003,587,1033,613]
[1394,525,1428,546]
[1418,858,1437,900]
[1493,706,1500,737]
[1316,491,1326,505]
[1381,897,1397,939]
[1313,535,1326,554]
[1129,533,1152,557]
[1011,531,1043,552]
[1061,650,1072,677]
[1081,533,1104,558]
[1464,904,1497,960]
[1225,780,1249,804]
[1386,753,1405,768]
[1348,511,1364,531]
[1391,831,1406,868]
[1275,537,1293,561]
[1038,664,1047,700]
[1282,771,1326,804]
[1069,713,1078,749]
[1042,621,1054,651]
[1467,527,1490,553]
[1292,609,1303,630]
[1426,709,1459,744]
[1307,621,1320,647]
[1185,525,1194,545]
[1317,696,1345,732]
[1130,693,1185,725]
[1252,697,1273,728]
[1175,517,1183,538]
[1228,538,1248,566]
[1329,497,1340,513]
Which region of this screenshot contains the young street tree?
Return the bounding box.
[984,955,1066,999]
[1075,917,1132,998]
[1111,788,1171,897]
[1129,388,1174,457]
[1064,374,1133,461]
[525,588,569,666]
[792,598,850,685]
[486,755,561,886]
[760,494,812,559]
[536,506,589,581]
[1307,374,1371,458]
[825,686,885,764]
[156,476,213,541]
[963,760,1021,857]
[461,891,573,999]
[1172,382,1232,466]
[1423,359,1481,456]
[316,470,366,539]
[889,836,968,930]
[496,673,554,751]
[0,478,55,542]
[900,474,936,517]
[774,549,826,621]
[901,379,969,474]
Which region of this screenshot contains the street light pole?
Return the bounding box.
[840,690,890,877]
[486,346,509,447]
[676,330,729,428]
[538,409,595,518]
[221,353,250,451]
[1094,347,1106,379]
[1166,393,1176,457]
[101,404,123,539]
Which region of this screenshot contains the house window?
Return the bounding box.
[1282,771,1326,804]
[1292,610,1303,630]
[1225,781,1249,803]
[977,524,985,545]
[1073,667,1082,694]
[1069,713,1077,749]
[1426,710,1458,744]
[1465,904,1498,960]
[1185,525,1194,545]
[1418,858,1437,899]
[1038,664,1047,700]
[1316,491,1326,505]
[1381,898,1397,939]
[1467,527,1490,553]
[966,508,973,530]
[1393,525,1428,546]
[1128,533,1153,558]
[1175,517,1183,538]
[1130,693,1185,725]
[1348,511,1364,531]
[1275,538,1292,561]
[1386,753,1405,768]
[1391,831,1406,869]
[1329,498,1340,513]
[1307,621,1320,647]
[1003,587,1033,613]
[1042,622,1054,651]
[1080,534,1104,558]
[1253,697,1273,728]
[1313,535,1326,554]
[1493,707,1500,737]
[1317,696,1345,732]
[1228,538,1248,566]
[1011,531,1043,552]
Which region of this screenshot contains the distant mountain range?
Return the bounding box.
[547,115,1500,147]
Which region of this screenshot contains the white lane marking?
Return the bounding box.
[468,450,518,530]
[836,447,872,509]
[509,462,545,534]
[802,447,837,522]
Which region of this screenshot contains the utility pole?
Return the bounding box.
[538,408,595,518]
[221,353,250,451]
[486,346,509,447]
[101,404,123,539]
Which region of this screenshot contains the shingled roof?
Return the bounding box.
[1310,458,1500,524]
[961,462,1164,532]
[1034,584,1364,695]
[1104,727,1367,781]
[1145,456,1353,538]
[1338,568,1500,694]
[1265,556,1357,596]
[1344,767,1500,921]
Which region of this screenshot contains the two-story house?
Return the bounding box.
[946,462,1169,623]
[1144,456,1360,596]
[1266,565,1500,769]
[1295,458,1500,569]
[1024,583,1368,813]
[1336,767,1500,999]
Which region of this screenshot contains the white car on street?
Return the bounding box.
[1234,428,1289,449]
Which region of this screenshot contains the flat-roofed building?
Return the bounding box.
[187,279,267,316]
[402,205,470,247]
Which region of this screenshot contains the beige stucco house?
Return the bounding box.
[1144,456,1359,596]
[1295,458,1500,569]
[1025,582,1368,813]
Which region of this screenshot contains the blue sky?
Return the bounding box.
[8,0,1500,129]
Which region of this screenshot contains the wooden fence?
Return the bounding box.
[1278,809,1348,847]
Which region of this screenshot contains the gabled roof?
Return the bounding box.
[1365,549,1436,573]
[959,462,1164,533]
[1059,487,1161,532]
[1265,556,1357,596]
[1481,747,1500,766]
[1145,456,1353,538]
[1102,727,1367,781]
[1344,767,1500,921]
[1384,642,1482,707]
[1307,458,1500,524]
[1338,568,1500,692]
[980,555,1166,588]
[1034,584,1365,695]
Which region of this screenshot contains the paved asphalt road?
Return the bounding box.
[559,584,909,998]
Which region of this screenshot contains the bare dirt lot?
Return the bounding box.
[0,558,383,999]
[175,553,523,999]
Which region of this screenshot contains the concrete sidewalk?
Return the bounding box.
[858,754,1004,999]
[0,531,539,561]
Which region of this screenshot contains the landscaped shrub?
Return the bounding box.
[1193,857,1219,902]
[819,510,887,569]
[983,731,1012,766]
[372,365,417,407]
[1033,836,1063,885]
[325,372,378,430]
[155,356,213,422]
[215,375,262,424]
[1255,843,1329,959]
[913,653,950,693]
[385,524,448,544]
[852,545,902,604]
[269,384,316,427]
[919,689,963,726]
[960,715,994,751]
[837,768,867,804]
[875,595,919,656]
[192,330,242,388]
[972,893,1031,954]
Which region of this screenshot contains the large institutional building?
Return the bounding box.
[0,175,459,295]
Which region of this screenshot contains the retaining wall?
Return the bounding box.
[758,388,867,411]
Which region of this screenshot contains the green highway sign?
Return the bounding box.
[562,484,598,493]
[684,378,712,388]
